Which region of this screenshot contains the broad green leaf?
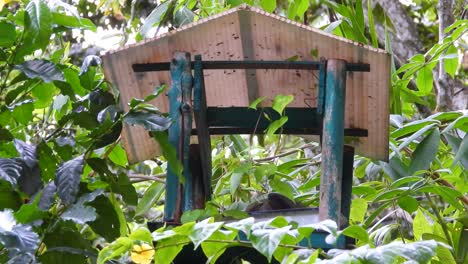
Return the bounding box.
[88,195,122,242]
[0,209,40,253]
[25,0,52,50]
[260,0,276,13]
[61,204,97,224]
[272,94,294,115]
[398,195,419,214]
[248,96,266,110]
[11,101,34,125]
[54,155,83,205]
[108,144,128,167]
[392,119,437,138]
[152,131,184,183]
[135,181,164,217]
[444,133,468,170]
[51,12,96,31]
[129,228,153,244]
[97,237,133,264]
[416,64,434,95]
[349,198,367,224]
[224,217,255,238]
[341,225,369,242]
[16,60,64,83]
[189,218,223,249]
[266,116,288,136]
[181,209,206,223]
[0,21,16,47]
[0,158,24,187]
[250,225,291,262]
[173,6,195,27]
[453,133,468,168]
[230,162,251,195]
[140,0,173,37]
[153,235,189,264]
[38,181,56,210]
[254,164,277,182]
[397,123,437,152]
[124,112,171,132]
[409,128,440,174]
[0,180,22,210]
[201,229,237,264]
[390,176,423,188]
[269,178,294,200]
[443,45,459,78]
[413,209,432,240]
[14,195,47,224]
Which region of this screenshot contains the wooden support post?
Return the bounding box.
[165,52,193,222]
[340,145,355,229]
[193,55,212,204]
[319,59,347,226]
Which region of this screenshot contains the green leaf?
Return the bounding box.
[409,128,440,174]
[416,65,434,95]
[61,204,97,224]
[140,0,173,37]
[135,181,164,217]
[124,112,172,132]
[37,141,58,182]
[260,0,276,13]
[0,21,16,47]
[54,155,84,205]
[269,178,294,200]
[173,6,195,27]
[0,180,22,210]
[349,198,367,224]
[11,101,34,125]
[443,45,459,78]
[0,158,24,187]
[413,209,432,240]
[254,164,277,182]
[130,228,153,244]
[189,218,223,249]
[341,225,369,242]
[250,225,291,262]
[249,97,266,110]
[14,195,47,224]
[88,195,122,242]
[201,229,238,264]
[367,0,378,47]
[0,210,40,253]
[152,131,184,183]
[230,162,251,195]
[398,195,419,214]
[51,12,96,31]
[272,94,294,115]
[25,0,52,50]
[16,60,64,83]
[266,116,288,136]
[397,123,437,152]
[224,217,255,238]
[153,235,188,264]
[453,133,468,168]
[97,237,133,264]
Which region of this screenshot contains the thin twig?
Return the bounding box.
[129,173,166,183]
[254,143,317,163]
[428,171,468,206]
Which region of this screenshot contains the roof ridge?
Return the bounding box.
[103,4,387,56]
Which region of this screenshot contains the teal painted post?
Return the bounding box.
[193,55,212,203]
[165,52,193,222]
[319,59,347,226]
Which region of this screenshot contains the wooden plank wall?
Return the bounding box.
[101,5,390,163]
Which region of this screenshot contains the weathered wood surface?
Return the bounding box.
[101,4,390,163]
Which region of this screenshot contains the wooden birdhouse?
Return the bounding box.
[101,4,390,164]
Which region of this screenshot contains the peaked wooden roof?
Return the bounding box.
[102,4,390,162]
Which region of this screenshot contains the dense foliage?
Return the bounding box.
[0,0,467,263]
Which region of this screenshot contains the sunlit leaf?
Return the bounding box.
[16,60,64,83]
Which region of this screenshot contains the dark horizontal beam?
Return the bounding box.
[132,60,370,72]
[189,107,368,137]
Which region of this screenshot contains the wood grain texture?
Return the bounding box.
[101,4,390,163]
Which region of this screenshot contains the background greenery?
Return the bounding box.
[0,0,467,263]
